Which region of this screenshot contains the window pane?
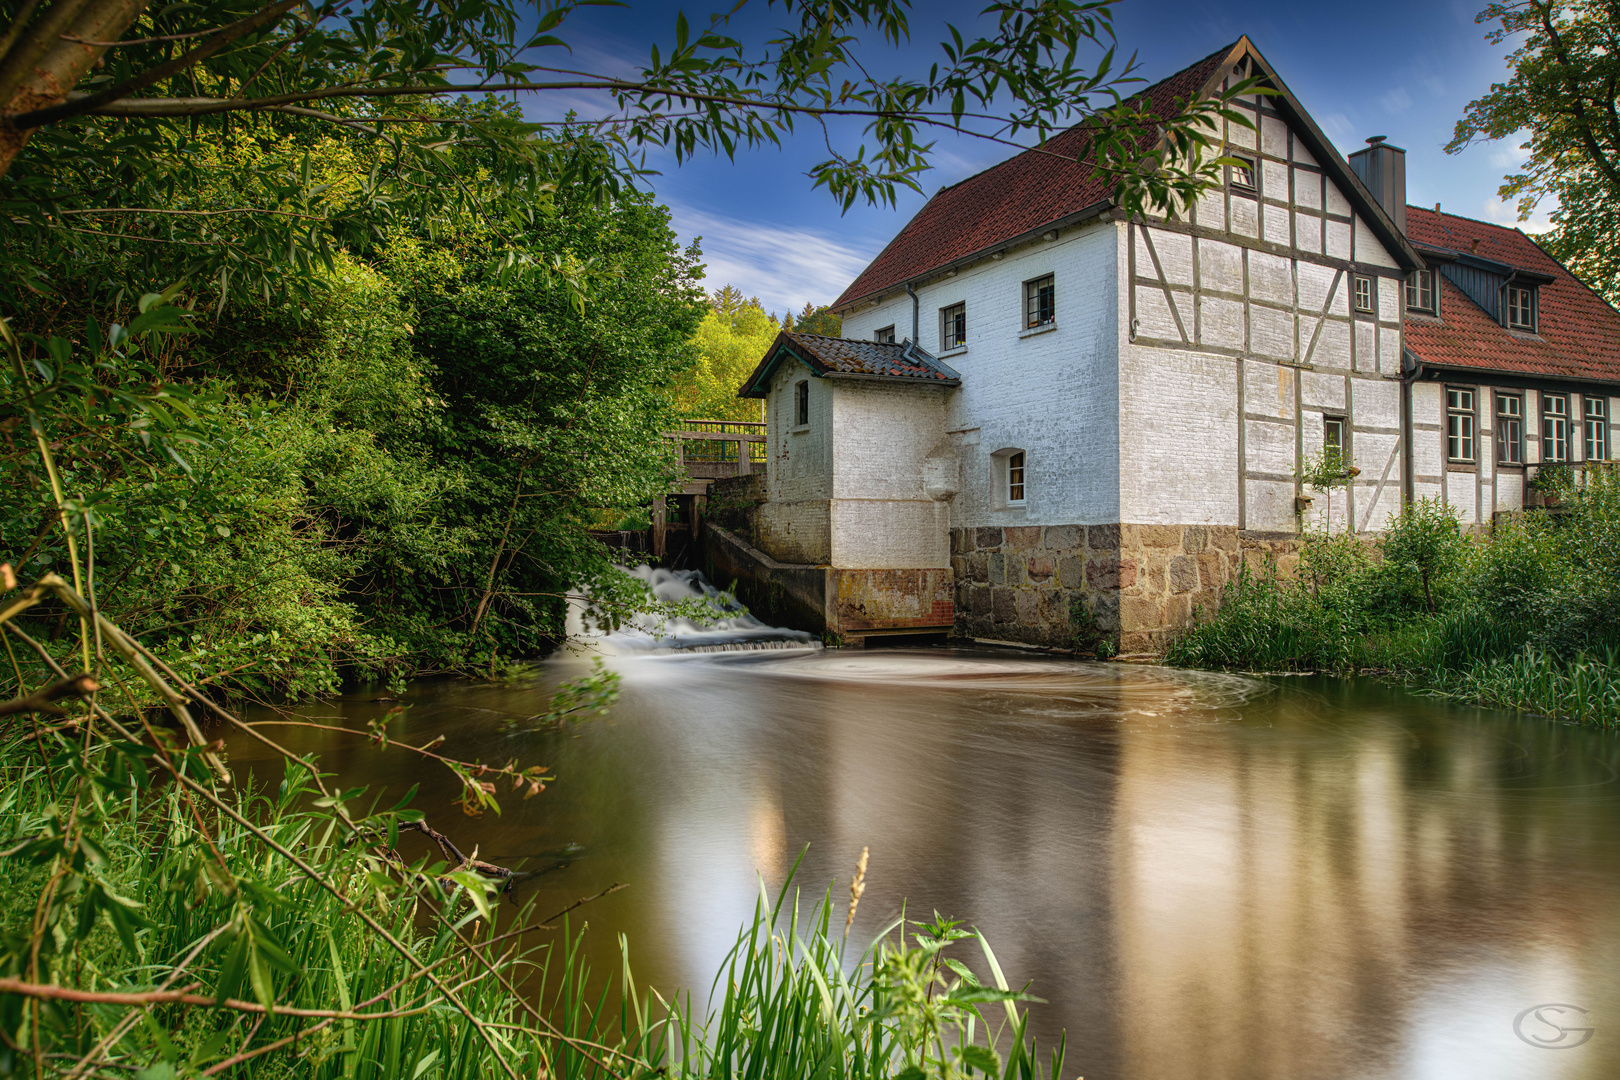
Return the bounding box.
[1497,394,1523,464]
[940,303,966,350]
[1544,395,1568,461]
[1025,276,1054,328]
[1354,275,1373,312]
[1008,452,1025,502]
[1324,418,1344,450]
[1587,396,1609,460]
[794,382,809,426]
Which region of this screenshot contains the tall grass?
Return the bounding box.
[1166,487,1620,728]
[0,742,1066,1080]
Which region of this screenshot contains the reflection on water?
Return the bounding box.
[228,648,1620,1080]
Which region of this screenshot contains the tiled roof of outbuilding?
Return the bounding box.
[737,332,961,398]
[1403,206,1620,384]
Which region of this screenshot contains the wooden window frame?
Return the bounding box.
[939,302,966,351]
[874,325,896,344]
[1496,392,1523,466]
[1007,451,1026,504]
[1586,395,1609,461]
[1507,285,1536,332]
[1543,393,1569,463]
[1446,386,1477,463]
[1353,274,1374,314]
[1023,275,1055,329]
[1229,155,1256,191]
[793,380,810,428]
[1324,415,1346,452]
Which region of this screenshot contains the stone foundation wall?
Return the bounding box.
[949,523,1303,654]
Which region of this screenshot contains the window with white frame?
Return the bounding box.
[940,302,966,350]
[874,325,896,344]
[1507,285,1536,331]
[1324,416,1346,452]
[1497,392,1523,465]
[1543,393,1569,462]
[1405,269,1436,314]
[1024,275,1054,329]
[1353,274,1374,314]
[1007,451,1026,503]
[1447,387,1477,462]
[1229,156,1256,190]
[1586,396,1609,460]
[793,380,809,427]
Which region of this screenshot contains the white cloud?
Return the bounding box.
[669,205,882,316]
[1480,195,1553,233]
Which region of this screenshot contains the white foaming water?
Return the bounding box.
[568,565,821,655]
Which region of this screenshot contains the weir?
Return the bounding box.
[568,564,820,655]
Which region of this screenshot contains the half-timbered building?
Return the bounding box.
[733,36,1620,652]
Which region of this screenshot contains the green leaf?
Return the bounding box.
[960,1045,1002,1077]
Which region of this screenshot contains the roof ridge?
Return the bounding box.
[926,39,1243,200]
[1406,203,1536,236]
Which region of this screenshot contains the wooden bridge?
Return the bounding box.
[653,420,765,560]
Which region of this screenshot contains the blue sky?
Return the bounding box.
[533,0,1539,316]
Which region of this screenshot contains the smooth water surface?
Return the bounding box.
[230,647,1620,1080]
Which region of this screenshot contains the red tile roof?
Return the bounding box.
[832,42,1241,310]
[738,332,961,398]
[1404,206,1620,384]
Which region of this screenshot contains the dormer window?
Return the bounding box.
[1229,156,1256,190]
[874,325,896,344]
[1507,285,1536,331]
[1405,269,1436,314]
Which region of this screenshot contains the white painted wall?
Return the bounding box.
[829,381,950,569]
[841,219,1123,528]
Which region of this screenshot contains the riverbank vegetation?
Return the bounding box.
[1166,470,1620,726]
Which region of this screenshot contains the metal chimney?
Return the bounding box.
[1348,135,1407,234]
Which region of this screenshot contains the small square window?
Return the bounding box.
[1324,416,1346,452]
[1447,387,1476,462]
[1507,285,1536,331]
[1353,274,1374,314]
[1229,156,1256,190]
[1024,275,1054,329]
[1405,269,1435,314]
[940,302,966,350]
[1008,451,1026,503]
[1497,393,1523,465]
[793,380,809,427]
[1586,395,1609,460]
[874,325,896,344]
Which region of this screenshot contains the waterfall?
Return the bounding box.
[569,565,821,655]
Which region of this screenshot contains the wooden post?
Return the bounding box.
[651,497,666,560]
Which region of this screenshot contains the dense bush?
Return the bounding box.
[1168,477,1620,726]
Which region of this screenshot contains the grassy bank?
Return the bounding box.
[1165,470,1620,727]
[0,726,1066,1080]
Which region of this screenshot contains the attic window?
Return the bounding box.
[1405,269,1436,314]
[875,325,896,344]
[1353,274,1374,314]
[1229,156,1256,190]
[1507,285,1536,331]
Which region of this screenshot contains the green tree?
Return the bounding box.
[669,286,778,421]
[795,301,844,336]
[1449,1,1620,300]
[1,0,1265,310]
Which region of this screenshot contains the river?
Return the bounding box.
[229,644,1620,1080]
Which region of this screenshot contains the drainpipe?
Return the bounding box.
[905,280,919,344]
